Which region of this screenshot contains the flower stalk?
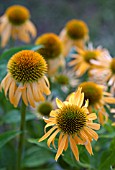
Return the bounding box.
[17,100,26,170]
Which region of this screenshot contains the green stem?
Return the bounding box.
[17,100,26,170]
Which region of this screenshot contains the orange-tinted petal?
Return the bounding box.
[70,135,79,161]
[55,134,67,161]
[39,125,58,142]
[87,123,100,130]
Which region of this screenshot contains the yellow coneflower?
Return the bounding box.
[35,33,65,76]
[1,50,50,108]
[90,52,115,95]
[0,5,37,47]
[69,44,108,77]
[77,82,115,125]
[39,88,100,161]
[59,19,89,57]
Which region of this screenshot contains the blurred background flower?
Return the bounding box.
[0,5,37,47]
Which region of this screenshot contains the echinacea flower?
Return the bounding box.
[39,88,100,161]
[0,5,37,47]
[78,82,115,125]
[59,19,89,57]
[34,101,53,119]
[90,52,115,95]
[69,44,108,77]
[53,68,79,93]
[1,50,50,108]
[35,33,65,76]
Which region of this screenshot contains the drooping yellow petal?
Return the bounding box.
[58,132,63,148]
[31,82,40,102]
[13,86,22,107]
[21,85,28,106]
[84,140,93,155]
[74,135,83,145]
[64,136,68,151]
[26,83,35,108]
[55,134,68,161]
[25,20,37,37]
[3,75,12,96]
[39,125,58,142]
[9,80,16,104]
[83,127,98,141]
[47,129,60,148]
[70,135,79,161]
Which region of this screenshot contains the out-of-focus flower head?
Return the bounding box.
[35,33,65,76]
[1,50,50,108]
[0,5,37,47]
[69,43,108,77]
[90,51,115,95]
[34,101,53,119]
[39,88,100,161]
[78,82,115,125]
[59,19,89,57]
[53,69,79,93]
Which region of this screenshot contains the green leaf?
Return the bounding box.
[0,45,43,61]
[63,145,94,169]
[22,146,54,168]
[0,130,21,148]
[2,110,36,124]
[99,150,115,170]
[100,132,115,138]
[27,138,51,151]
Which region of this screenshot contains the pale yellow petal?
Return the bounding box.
[9,80,16,104]
[31,82,40,102]
[21,86,28,106]
[1,24,12,47]
[25,20,37,37]
[13,86,22,107]
[26,83,35,108]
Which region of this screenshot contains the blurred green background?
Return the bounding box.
[0,0,115,55]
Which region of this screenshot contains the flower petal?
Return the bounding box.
[39,125,58,142]
[55,134,68,161]
[47,129,60,148]
[56,98,63,108]
[86,123,100,130]
[70,135,79,161]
